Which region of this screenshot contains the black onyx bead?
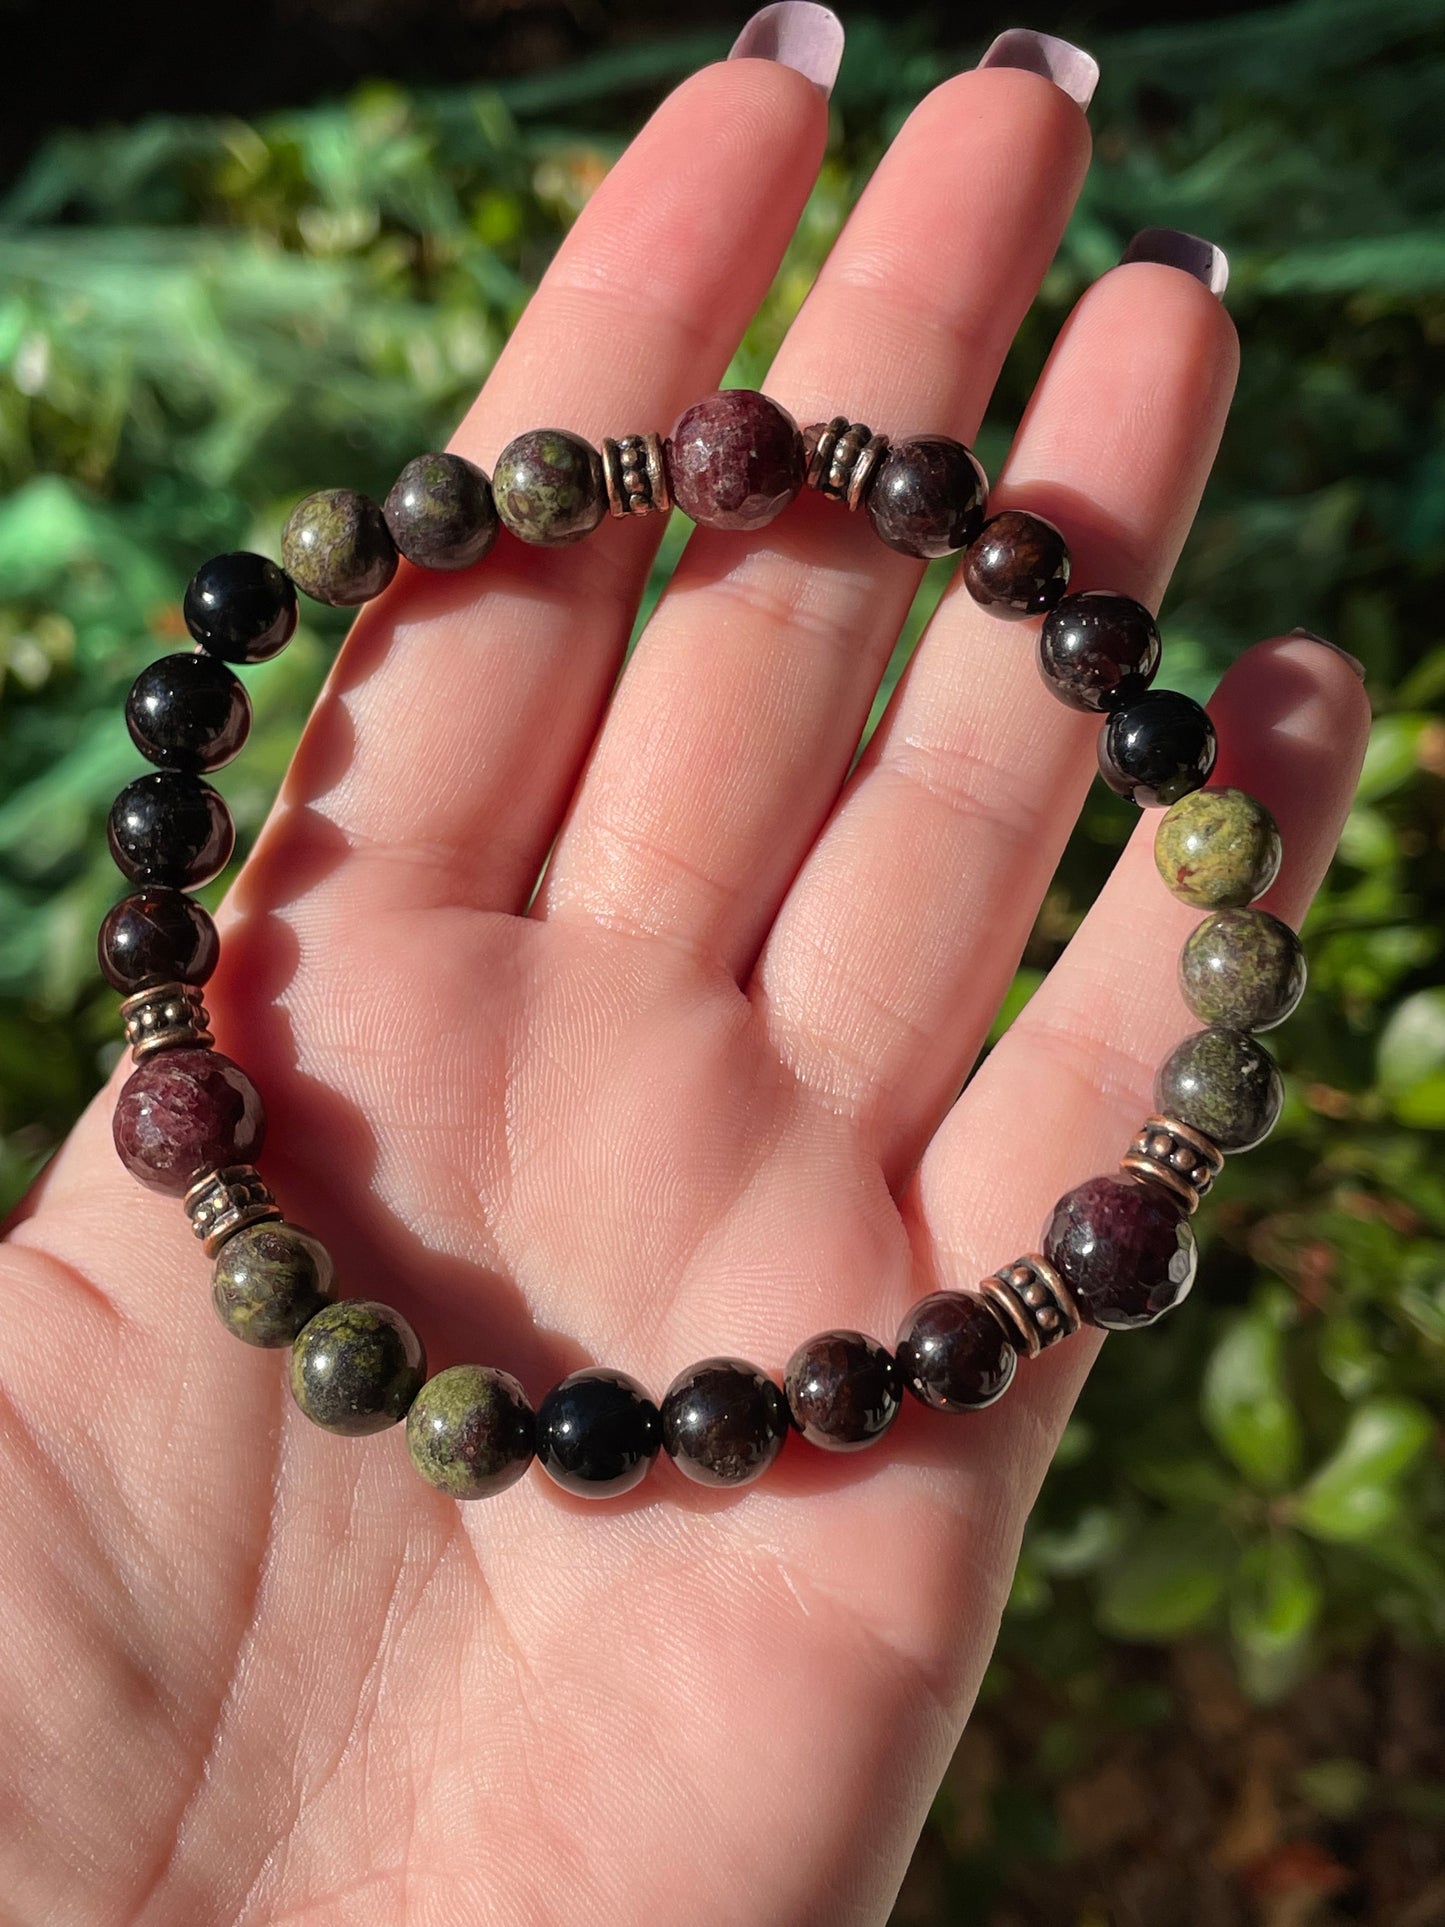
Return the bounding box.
[962,510,1071,619]
[125,653,251,772]
[895,1292,1018,1412]
[289,1299,427,1435]
[660,1357,790,1488]
[1043,1174,1197,1331]
[865,435,987,559]
[107,772,234,889]
[98,887,219,992]
[535,1368,661,1498]
[1038,591,1161,713]
[384,452,499,571]
[1098,689,1217,808]
[784,1331,901,1452]
[183,552,298,664]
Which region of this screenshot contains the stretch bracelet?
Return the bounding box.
[99,388,1302,1500]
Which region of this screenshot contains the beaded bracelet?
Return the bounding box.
[99,389,1302,1501]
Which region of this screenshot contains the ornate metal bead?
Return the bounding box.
[802,416,890,510]
[119,981,213,1060]
[976,1255,1082,1359]
[601,433,671,518]
[1121,1113,1225,1214]
[184,1165,282,1258]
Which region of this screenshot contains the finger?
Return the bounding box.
[754,258,1237,1182]
[540,53,1095,963]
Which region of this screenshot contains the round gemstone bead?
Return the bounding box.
[125,653,251,772]
[1155,1027,1284,1153]
[1043,1174,1197,1331]
[865,435,987,559]
[895,1292,1018,1412]
[98,887,219,992]
[211,1221,335,1348]
[183,552,298,663]
[1038,591,1161,713]
[1098,690,1217,808]
[289,1299,426,1435]
[659,1357,790,1488]
[491,429,606,546]
[384,451,499,570]
[112,1048,265,1196]
[1154,786,1283,909]
[1179,908,1306,1032]
[962,509,1070,618]
[406,1364,536,1500]
[107,772,234,889]
[281,488,397,606]
[535,1368,661,1497]
[783,1331,901,1452]
[666,389,806,532]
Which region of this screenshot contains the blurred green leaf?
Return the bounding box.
[1293,1398,1435,1542]
[1230,1535,1321,1700]
[1202,1310,1304,1493]
[1098,1523,1230,1641]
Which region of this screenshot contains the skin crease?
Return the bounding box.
[0,48,1371,1927]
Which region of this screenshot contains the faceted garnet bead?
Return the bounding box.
[666,389,806,533]
[406,1364,536,1500]
[1154,786,1282,909]
[895,1292,1018,1412]
[98,887,219,993]
[1179,907,1306,1032]
[491,429,606,546]
[290,1299,426,1435]
[184,551,299,664]
[211,1220,335,1348]
[535,1368,661,1498]
[784,1330,901,1452]
[963,509,1070,618]
[1098,690,1217,808]
[1155,1027,1284,1153]
[1038,591,1161,713]
[108,772,234,888]
[281,488,398,606]
[125,653,252,772]
[865,434,986,559]
[385,451,499,570]
[659,1357,790,1488]
[1043,1174,1197,1331]
[112,1048,265,1196]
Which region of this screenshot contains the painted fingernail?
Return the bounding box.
[1122,227,1230,298]
[1288,627,1366,680]
[729,3,845,96]
[977,29,1099,109]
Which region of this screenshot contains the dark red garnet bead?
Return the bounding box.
[112,1048,265,1197]
[1038,591,1161,713]
[963,509,1071,618]
[107,772,235,890]
[666,389,806,532]
[895,1292,1018,1412]
[660,1357,790,1488]
[865,435,987,559]
[125,652,252,772]
[1042,1174,1197,1331]
[784,1330,901,1452]
[98,888,220,993]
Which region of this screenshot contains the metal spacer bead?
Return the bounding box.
[803,417,889,510]
[184,1166,281,1258]
[119,982,213,1061]
[1120,1113,1224,1215]
[602,433,671,518]
[976,1255,1082,1360]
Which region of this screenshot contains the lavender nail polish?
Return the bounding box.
[1122,228,1230,298]
[1288,627,1366,680]
[729,3,845,97]
[977,28,1099,109]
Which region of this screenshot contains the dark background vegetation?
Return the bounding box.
[2,1,1444,1920]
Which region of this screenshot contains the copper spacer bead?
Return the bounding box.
[1120,1113,1224,1215]
[602,433,671,518]
[184,1165,282,1258]
[119,981,214,1061]
[976,1255,1081,1359]
[802,417,890,511]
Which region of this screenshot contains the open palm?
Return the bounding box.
[0,25,1369,1927]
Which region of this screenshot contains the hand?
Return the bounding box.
[0,18,1369,1924]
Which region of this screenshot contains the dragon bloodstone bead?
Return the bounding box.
[126,653,252,772]
[383,452,499,570]
[281,488,398,606]
[183,552,298,664]
[211,1221,336,1348]
[865,434,987,558]
[1154,786,1282,909]
[1043,1174,1197,1330]
[894,1291,1018,1412]
[666,390,806,532]
[98,888,219,993]
[962,509,1071,618]
[535,1368,661,1497]
[107,772,235,889]
[1154,1027,1284,1153]
[660,1357,791,1488]
[1098,690,1217,808]
[113,1048,265,1196]
[1038,591,1161,713]
[1179,908,1306,1032]
[289,1299,426,1435]
[491,429,606,546]
[406,1365,536,1499]
[784,1330,902,1451]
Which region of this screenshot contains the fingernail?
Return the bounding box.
[977,29,1099,109]
[1288,626,1366,680]
[729,3,845,96]
[1122,227,1230,298]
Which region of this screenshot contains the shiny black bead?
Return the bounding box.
[125,653,251,772]
[1098,690,1217,808]
[1038,591,1161,713]
[895,1292,1018,1412]
[660,1357,790,1488]
[183,552,298,664]
[784,1330,901,1452]
[535,1368,661,1498]
[98,887,219,992]
[107,772,234,888]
